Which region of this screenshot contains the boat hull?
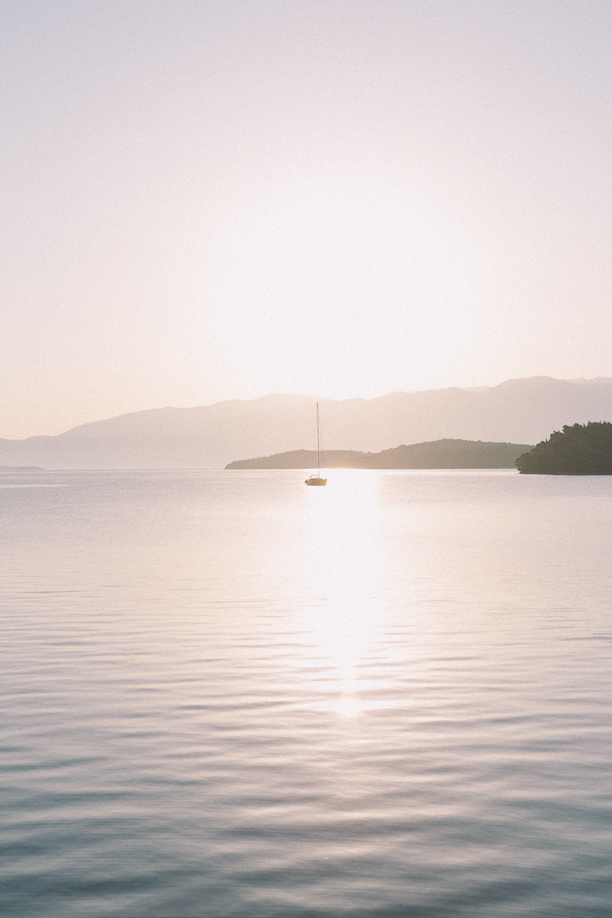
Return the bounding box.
[305,477,327,486]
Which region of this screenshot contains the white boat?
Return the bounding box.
[305,402,327,486]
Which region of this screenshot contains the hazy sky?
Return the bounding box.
[2,1,612,438]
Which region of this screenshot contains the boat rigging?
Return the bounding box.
[305,402,327,486]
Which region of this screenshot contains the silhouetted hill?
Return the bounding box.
[227,440,532,469]
[516,422,612,474]
[1,377,612,469]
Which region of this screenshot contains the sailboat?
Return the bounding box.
[305,402,327,486]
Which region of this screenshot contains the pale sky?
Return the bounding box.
[2,0,612,438]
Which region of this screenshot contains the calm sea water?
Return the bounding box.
[1,468,611,917]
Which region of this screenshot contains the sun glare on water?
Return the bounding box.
[297,471,390,717]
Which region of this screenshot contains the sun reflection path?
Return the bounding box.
[297,471,388,717]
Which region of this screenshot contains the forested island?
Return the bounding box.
[515,422,612,474]
[227,439,533,470]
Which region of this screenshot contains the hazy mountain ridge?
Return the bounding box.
[1,377,612,469]
[226,440,533,470]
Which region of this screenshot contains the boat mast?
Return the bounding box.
[316,402,321,476]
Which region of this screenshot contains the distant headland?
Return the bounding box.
[516,422,612,474]
[227,439,533,470]
[1,378,612,469]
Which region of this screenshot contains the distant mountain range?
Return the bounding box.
[1,376,612,469]
[226,440,533,470]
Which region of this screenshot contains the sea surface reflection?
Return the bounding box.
[297,472,386,717]
[1,468,611,917]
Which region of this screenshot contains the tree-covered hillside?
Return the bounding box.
[227,439,532,470]
[515,422,612,474]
